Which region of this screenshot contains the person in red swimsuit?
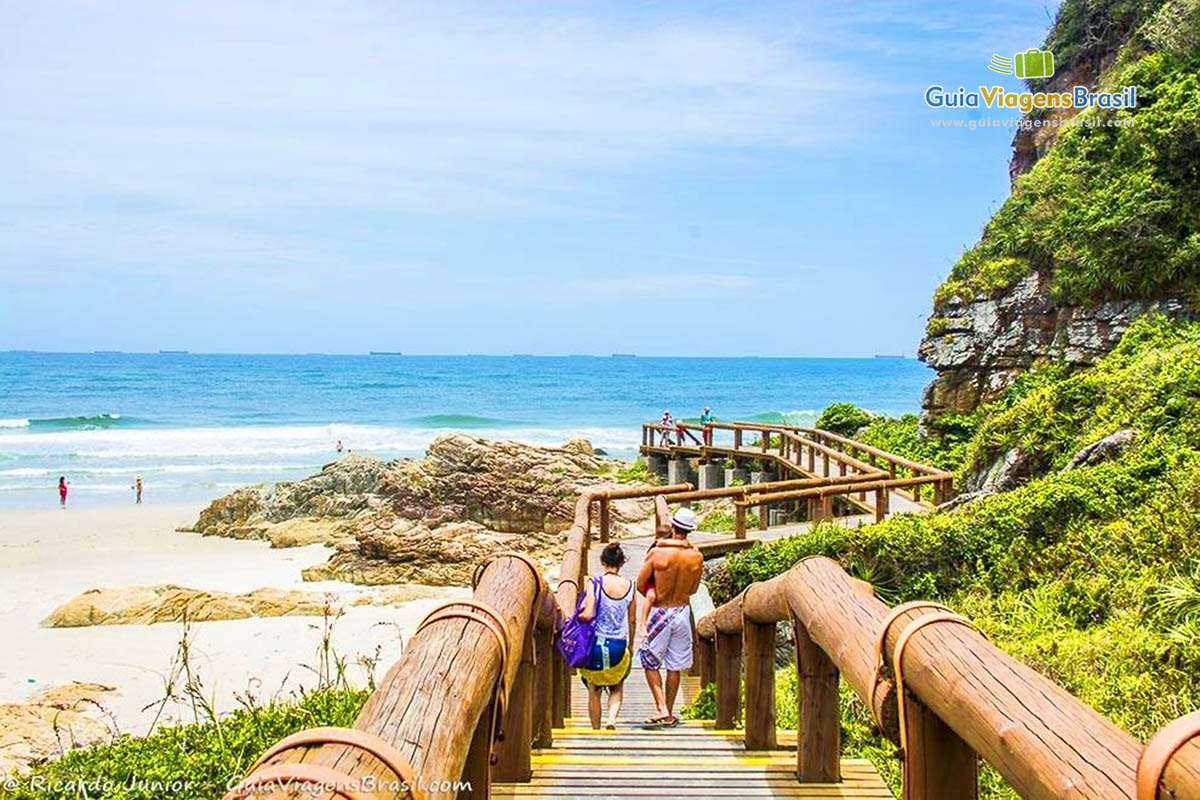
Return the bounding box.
[58,476,68,507]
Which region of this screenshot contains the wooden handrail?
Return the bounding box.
[658,471,887,504]
[695,556,1200,800]
[796,427,950,477]
[736,474,946,506]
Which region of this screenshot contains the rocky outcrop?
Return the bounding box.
[191,435,655,586]
[919,272,1193,418]
[0,683,114,775]
[42,585,342,627]
[1067,429,1137,469]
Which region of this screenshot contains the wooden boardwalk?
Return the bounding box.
[641,441,928,517]
[497,534,891,799]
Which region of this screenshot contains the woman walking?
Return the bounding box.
[58,476,68,508]
[577,543,637,729]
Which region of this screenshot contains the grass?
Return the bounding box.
[4,609,386,799]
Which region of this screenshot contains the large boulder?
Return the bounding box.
[42,585,340,627]
[1067,429,1137,469]
[190,436,655,587]
[0,683,114,775]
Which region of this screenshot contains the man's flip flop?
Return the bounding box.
[661,716,681,728]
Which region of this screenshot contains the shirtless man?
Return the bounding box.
[636,507,704,727]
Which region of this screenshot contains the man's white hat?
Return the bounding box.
[671,507,697,532]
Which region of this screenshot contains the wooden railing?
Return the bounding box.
[695,556,1200,800]
[224,482,689,800]
[641,420,955,508]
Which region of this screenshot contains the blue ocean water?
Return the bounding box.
[0,352,933,509]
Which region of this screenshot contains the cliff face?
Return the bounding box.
[919,0,1200,420]
[919,272,1191,416]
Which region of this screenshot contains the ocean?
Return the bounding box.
[0,352,933,509]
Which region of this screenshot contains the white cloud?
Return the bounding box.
[0,0,887,220]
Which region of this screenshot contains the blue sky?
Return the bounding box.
[0,1,1058,356]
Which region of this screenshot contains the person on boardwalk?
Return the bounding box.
[700,406,714,446]
[577,543,638,730]
[659,410,674,446]
[132,475,143,504]
[58,476,68,508]
[636,507,703,727]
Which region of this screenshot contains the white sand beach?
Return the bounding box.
[0,503,463,738]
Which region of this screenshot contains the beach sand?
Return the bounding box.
[0,503,463,737]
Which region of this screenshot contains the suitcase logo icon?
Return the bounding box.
[988,49,1055,79]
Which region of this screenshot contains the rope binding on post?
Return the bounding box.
[868,601,952,728]
[1137,710,1200,800]
[890,612,984,763]
[415,599,512,763]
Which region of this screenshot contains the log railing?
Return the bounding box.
[640,420,953,509]
[695,556,1200,800]
[225,482,689,800]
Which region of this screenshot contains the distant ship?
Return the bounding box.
[611,353,637,358]
[874,354,906,359]
[369,351,404,356]
[158,349,189,354]
[92,350,123,354]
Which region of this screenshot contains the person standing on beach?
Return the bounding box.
[636,508,703,727]
[58,476,68,508]
[700,406,714,446]
[336,439,344,454]
[132,475,143,504]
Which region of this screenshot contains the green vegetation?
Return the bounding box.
[932,0,1200,309]
[814,402,873,436]
[617,459,658,484]
[706,315,1200,798]
[4,689,369,799]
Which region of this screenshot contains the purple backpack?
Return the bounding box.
[557,577,600,668]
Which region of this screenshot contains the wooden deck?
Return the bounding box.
[497,532,892,799]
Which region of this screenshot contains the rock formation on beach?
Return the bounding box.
[188,435,655,585]
[42,583,448,627]
[0,683,114,775]
[43,585,338,627]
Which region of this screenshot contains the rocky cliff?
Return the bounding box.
[919,0,1200,420]
[188,434,655,585]
[919,273,1192,416]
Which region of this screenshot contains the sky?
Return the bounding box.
[0,0,1059,356]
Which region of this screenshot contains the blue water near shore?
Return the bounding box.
[0,352,933,509]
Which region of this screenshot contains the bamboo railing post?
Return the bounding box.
[735,504,746,539]
[714,628,743,729]
[599,497,611,544]
[795,616,840,782]
[902,694,978,800]
[697,634,716,687]
[807,446,815,472]
[758,501,769,531]
[552,649,566,726]
[532,624,554,748]
[735,428,743,449]
[459,700,495,800]
[875,487,889,522]
[743,617,777,750]
[821,452,830,476]
[495,624,535,782]
[761,429,768,453]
